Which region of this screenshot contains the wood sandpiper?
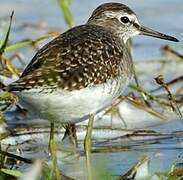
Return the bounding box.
[7,3,178,125]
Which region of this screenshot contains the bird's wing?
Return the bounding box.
[8,25,126,92]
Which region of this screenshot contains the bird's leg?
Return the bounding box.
[84,114,94,179]
[62,123,78,147]
[48,122,61,179]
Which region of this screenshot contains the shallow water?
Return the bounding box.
[0,0,183,179]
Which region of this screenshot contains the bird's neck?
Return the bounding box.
[87,20,127,44]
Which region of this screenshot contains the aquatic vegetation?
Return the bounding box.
[57,0,75,28]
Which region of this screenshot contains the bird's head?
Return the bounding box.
[88,3,179,43]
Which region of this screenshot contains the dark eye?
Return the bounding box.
[120,16,130,24]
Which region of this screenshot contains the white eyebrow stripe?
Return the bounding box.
[104,11,137,23]
[103,11,117,18]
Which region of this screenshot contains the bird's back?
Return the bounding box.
[8,24,133,92]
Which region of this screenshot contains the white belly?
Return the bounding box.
[14,76,129,124]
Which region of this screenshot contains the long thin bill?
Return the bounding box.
[139,25,179,42]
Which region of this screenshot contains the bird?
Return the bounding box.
[6,2,178,125]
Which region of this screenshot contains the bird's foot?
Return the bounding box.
[62,123,78,147]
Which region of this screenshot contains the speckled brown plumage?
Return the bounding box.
[8,24,132,92]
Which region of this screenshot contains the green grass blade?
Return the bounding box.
[0,11,14,54]
[57,0,75,27]
[4,33,58,52]
[4,40,35,52]
[0,168,22,177]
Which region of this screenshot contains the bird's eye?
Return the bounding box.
[120,16,130,24]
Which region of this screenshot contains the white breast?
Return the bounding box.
[14,75,129,124]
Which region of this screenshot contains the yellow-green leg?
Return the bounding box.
[49,122,61,179]
[84,114,94,180]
